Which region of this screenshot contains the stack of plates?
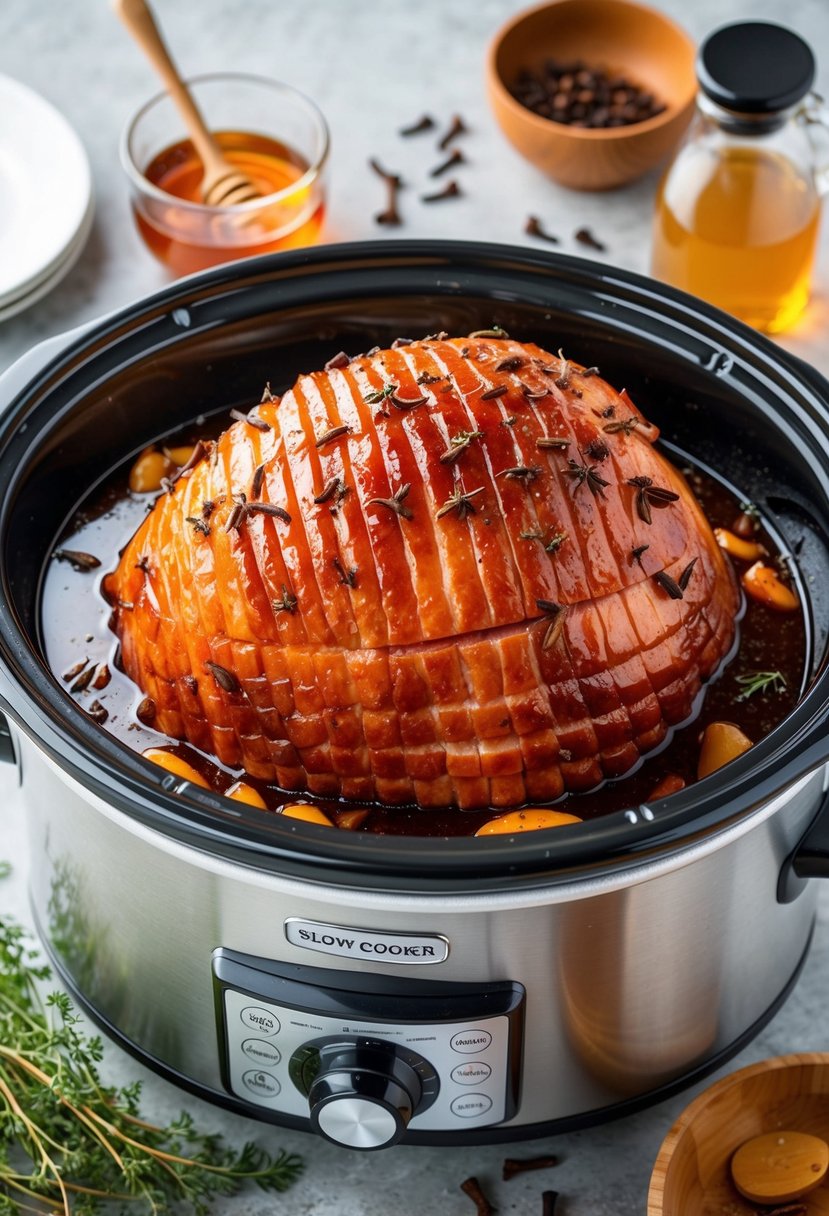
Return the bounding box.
[0,74,94,323]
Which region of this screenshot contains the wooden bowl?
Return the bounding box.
[648,1054,829,1216]
[486,0,697,190]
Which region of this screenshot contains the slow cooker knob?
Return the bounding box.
[307,1042,423,1149]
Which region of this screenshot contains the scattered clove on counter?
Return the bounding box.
[542,1191,560,1216]
[574,226,607,252]
[370,157,405,225]
[438,113,469,149]
[399,113,435,136]
[525,215,560,244]
[503,1154,559,1181]
[460,1176,495,1216]
[421,180,462,203]
[430,148,466,177]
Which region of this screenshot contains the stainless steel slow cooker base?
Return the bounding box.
[20,736,824,1143]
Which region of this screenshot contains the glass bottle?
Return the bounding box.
[651,21,827,334]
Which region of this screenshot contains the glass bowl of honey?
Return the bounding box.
[121,73,329,276]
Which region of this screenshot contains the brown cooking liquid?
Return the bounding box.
[134,131,325,277]
[42,433,807,837]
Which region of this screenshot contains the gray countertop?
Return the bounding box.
[2,2,829,1214]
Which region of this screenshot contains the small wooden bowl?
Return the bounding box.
[486,0,696,190]
[648,1054,829,1216]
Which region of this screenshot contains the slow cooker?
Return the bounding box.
[2,242,829,1149]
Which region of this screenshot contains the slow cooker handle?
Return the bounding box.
[0,319,99,406]
[791,785,829,880]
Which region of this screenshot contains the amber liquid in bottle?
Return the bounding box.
[652,145,820,333]
[135,130,324,277]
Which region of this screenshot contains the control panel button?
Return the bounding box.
[242,1039,281,1067]
[451,1093,493,1118]
[451,1061,492,1085]
[240,1006,280,1035]
[450,1029,492,1054]
[242,1069,281,1097]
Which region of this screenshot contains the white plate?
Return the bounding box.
[0,74,93,303]
[0,193,94,323]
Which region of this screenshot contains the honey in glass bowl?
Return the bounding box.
[122,74,329,276]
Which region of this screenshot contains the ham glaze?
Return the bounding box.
[105,336,739,808]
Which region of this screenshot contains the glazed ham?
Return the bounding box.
[105,336,739,808]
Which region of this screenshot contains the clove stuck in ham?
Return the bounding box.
[105,335,739,809]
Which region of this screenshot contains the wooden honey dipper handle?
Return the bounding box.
[113,0,260,205]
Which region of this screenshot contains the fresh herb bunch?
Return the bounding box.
[0,879,302,1215]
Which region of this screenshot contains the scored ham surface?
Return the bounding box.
[105,335,739,808]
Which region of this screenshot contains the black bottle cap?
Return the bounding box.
[697,21,815,114]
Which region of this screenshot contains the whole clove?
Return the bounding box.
[313,477,347,505]
[503,1155,559,1181]
[367,483,414,519]
[537,599,566,650]
[172,439,208,481]
[430,148,466,177]
[205,661,241,694]
[333,557,358,587]
[70,666,97,695]
[229,407,271,432]
[63,658,89,682]
[751,1207,807,1216]
[273,585,298,614]
[91,664,111,691]
[510,59,665,129]
[678,557,698,590]
[53,549,101,572]
[654,570,684,600]
[245,501,292,524]
[575,226,607,252]
[438,113,469,150]
[469,327,509,339]
[525,215,561,244]
[389,392,429,410]
[421,179,462,203]
[136,695,156,725]
[399,113,434,136]
[315,424,352,448]
[370,157,404,225]
[542,1191,560,1216]
[460,1176,494,1216]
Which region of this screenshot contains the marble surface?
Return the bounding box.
[2,1,829,1213]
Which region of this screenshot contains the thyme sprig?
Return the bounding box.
[440,431,484,464]
[735,670,787,701]
[0,888,302,1214]
[363,382,398,405]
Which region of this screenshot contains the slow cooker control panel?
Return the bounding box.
[213,949,524,1144]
